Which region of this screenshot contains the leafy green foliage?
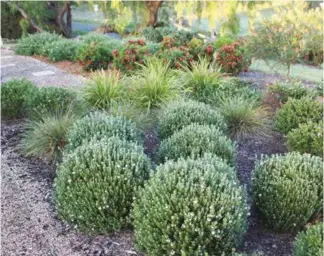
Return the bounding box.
[217,96,270,140]
[252,152,323,231]
[127,57,181,111]
[20,108,83,164]
[54,136,151,233]
[81,33,112,44]
[1,79,37,119]
[293,222,323,256]
[15,32,60,56]
[142,26,163,43]
[275,97,323,134]
[66,111,140,152]
[157,123,235,165]
[287,121,323,158]
[158,99,226,140]
[47,39,80,62]
[82,70,124,110]
[133,155,248,255]
[214,36,235,50]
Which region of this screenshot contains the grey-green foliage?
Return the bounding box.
[252,152,323,231]
[66,111,140,152]
[158,99,226,140]
[46,39,81,62]
[275,97,323,134]
[133,155,248,255]
[293,222,323,256]
[54,136,151,233]
[157,123,235,165]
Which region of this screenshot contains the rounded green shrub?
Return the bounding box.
[293,222,323,256]
[287,121,323,158]
[1,79,37,119]
[157,123,235,165]
[133,156,248,255]
[158,100,226,140]
[47,39,80,62]
[25,87,83,119]
[214,36,234,50]
[66,111,140,151]
[55,136,151,233]
[275,97,323,134]
[251,152,323,231]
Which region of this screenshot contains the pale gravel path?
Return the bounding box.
[0,49,85,88]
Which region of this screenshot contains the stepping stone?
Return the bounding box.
[0,64,16,68]
[1,56,13,59]
[32,70,55,77]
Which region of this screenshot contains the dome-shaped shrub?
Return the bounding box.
[287,121,323,158]
[293,222,323,256]
[66,111,140,151]
[132,156,248,255]
[54,136,151,233]
[251,152,323,231]
[158,100,226,139]
[157,123,235,165]
[275,97,323,134]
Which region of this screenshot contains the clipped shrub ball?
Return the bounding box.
[158,99,226,140]
[55,136,151,233]
[287,121,323,158]
[293,222,323,256]
[252,152,323,231]
[1,79,37,118]
[47,39,80,62]
[133,156,248,255]
[157,123,235,165]
[275,97,323,134]
[66,111,140,151]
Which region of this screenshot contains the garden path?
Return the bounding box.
[0,49,85,88]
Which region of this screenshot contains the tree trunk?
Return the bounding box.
[146,0,163,27]
[56,2,72,38]
[12,2,43,32]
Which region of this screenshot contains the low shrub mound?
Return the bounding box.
[15,32,60,56]
[275,97,323,134]
[214,36,235,50]
[47,39,80,62]
[157,123,235,165]
[66,111,139,151]
[293,222,323,256]
[158,100,226,140]
[55,136,151,233]
[287,121,323,157]
[252,152,323,231]
[1,79,37,119]
[25,87,83,119]
[133,156,248,255]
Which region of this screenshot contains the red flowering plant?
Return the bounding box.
[216,41,250,75]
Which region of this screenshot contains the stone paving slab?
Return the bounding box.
[0,49,85,89]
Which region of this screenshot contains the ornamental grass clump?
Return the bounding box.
[158,99,226,140]
[66,111,140,151]
[287,121,323,158]
[132,156,248,255]
[54,136,151,233]
[275,97,323,134]
[293,222,323,256]
[251,152,323,231]
[157,123,235,165]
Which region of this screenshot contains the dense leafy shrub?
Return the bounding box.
[15,32,60,56]
[47,39,80,62]
[133,156,248,255]
[127,57,181,111]
[216,41,250,74]
[81,33,111,44]
[275,97,323,134]
[82,70,124,110]
[55,136,151,233]
[287,121,323,157]
[158,99,226,140]
[25,87,83,119]
[217,96,270,140]
[293,222,323,256]
[170,29,195,45]
[21,109,82,164]
[234,252,264,256]
[142,26,163,43]
[1,79,37,119]
[66,111,139,151]
[214,36,235,50]
[157,123,235,165]
[252,152,323,231]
